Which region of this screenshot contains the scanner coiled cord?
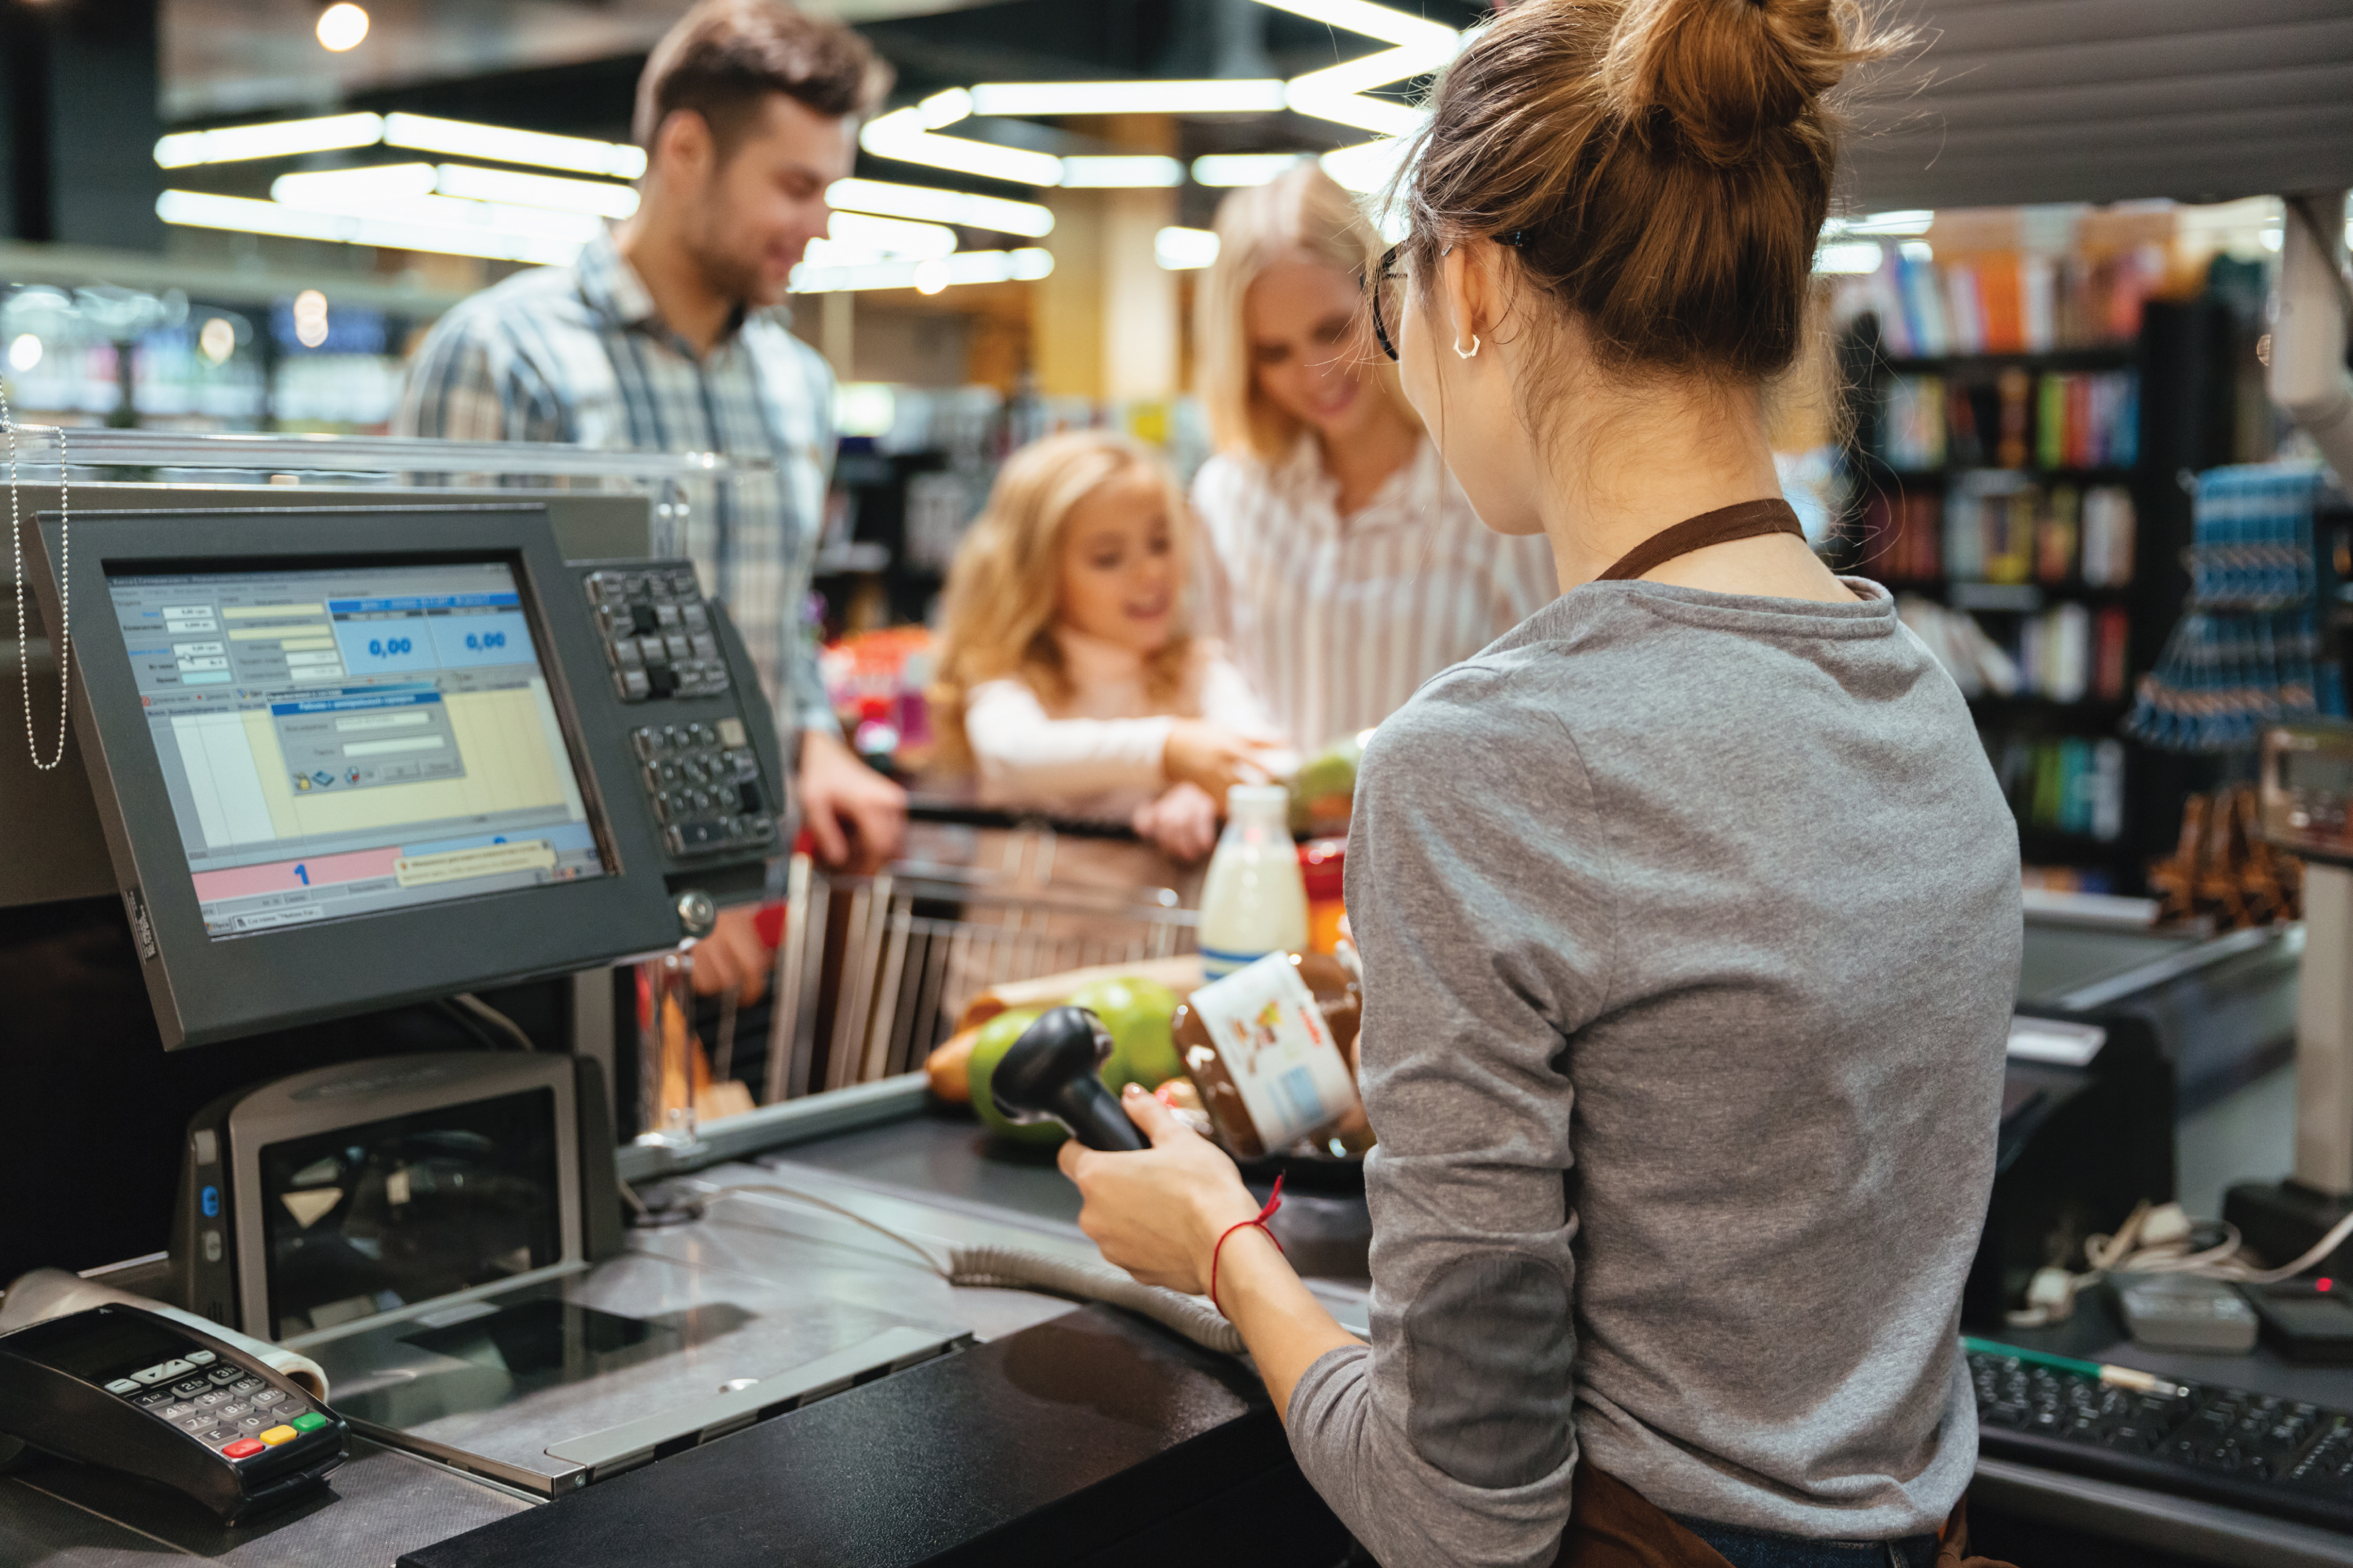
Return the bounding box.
[675,1179,1246,1354]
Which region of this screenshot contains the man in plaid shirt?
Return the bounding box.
[398,0,904,997]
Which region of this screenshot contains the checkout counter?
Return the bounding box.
[0,432,2345,1568]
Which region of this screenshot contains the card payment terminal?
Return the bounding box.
[0,1304,347,1521]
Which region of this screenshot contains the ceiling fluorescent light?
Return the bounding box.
[1191,153,1309,187]
[153,112,384,169]
[969,80,1288,117]
[827,178,1053,238]
[1814,241,1885,275]
[436,164,639,218]
[382,113,646,180]
[1058,155,1185,189]
[916,89,976,128]
[1252,0,1459,52]
[267,176,603,243]
[1286,47,1441,137]
[1320,138,1409,193]
[827,211,959,258]
[790,245,1054,295]
[1155,227,1220,270]
[860,107,1063,187]
[156,189,582,267]
[1842,210,1934,237]
[270,163,436,204]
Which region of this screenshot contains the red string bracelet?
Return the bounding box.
[1208,1174,1285,1318]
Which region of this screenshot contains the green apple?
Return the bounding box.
[964,1009,1066,1145]
[1066,977,1184,1091]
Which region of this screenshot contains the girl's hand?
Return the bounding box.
[1058,1084,1263,1294]
[1163,719,1281,801]
[1132,782,1220,862]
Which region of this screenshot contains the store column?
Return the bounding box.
[1036,114,1181,404]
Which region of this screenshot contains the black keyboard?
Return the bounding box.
[1968,1343,2353,1531]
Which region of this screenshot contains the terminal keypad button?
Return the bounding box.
[230,1377,263,1396]
[207,1366,244,1385]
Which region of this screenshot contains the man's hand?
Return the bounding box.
[689,904,772,1003]
[798,727,906,872]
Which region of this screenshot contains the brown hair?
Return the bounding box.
[1398,0,1900,389]
[928,432,1198,773]
[634,0,891,155]
[1197,165,1418,462]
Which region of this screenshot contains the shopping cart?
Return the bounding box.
[761,805,1201,1103]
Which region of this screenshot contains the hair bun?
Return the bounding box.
[1604,0,1865,163]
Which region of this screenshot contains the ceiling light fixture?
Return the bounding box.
[315,2,369,53]
[859,97,1064,188]
[156,190,586,267]
[1319,138,1411,194]
[382,113,648,180]
[825,211,959,259]
[1191,153,1308,187]
[1155,227,1220,270]
[267,170,604,244]
[1255,0,1462,137]
[968,80,1289,117]
[153,112,385,169]
[1813,240,1885,276]
[789,246,1055,295]
[1058,156,1185,189]
[434,163,640,218]
[826,178,1054,238]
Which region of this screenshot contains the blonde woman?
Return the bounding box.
[1192,165,1559,753]
[933,432,1281,862]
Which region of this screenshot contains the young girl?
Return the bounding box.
[931,431,1282,862]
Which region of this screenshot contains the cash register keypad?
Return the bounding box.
[583,566,733,703]
[111,1352,322,1462]
[632,719,778,858]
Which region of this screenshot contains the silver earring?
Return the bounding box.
[1454,335,1480,360]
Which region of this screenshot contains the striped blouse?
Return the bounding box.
[1190,433,1559,752]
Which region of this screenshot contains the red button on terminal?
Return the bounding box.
[221,1439,265,1459]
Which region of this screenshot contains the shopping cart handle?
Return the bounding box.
[902,794,1146,842]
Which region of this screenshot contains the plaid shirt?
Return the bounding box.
[394,228,838,736]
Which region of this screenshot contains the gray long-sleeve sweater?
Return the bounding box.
[1290,578,2020,1568]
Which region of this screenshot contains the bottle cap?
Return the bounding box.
[1226,784,1289,813]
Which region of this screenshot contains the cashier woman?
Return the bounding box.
[398,0,906,997]
[1061,1,2024,1566]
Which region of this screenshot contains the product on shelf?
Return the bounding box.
[2147,787,2301,930]
[1988,733,2127,842]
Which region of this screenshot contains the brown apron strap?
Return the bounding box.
[1596,499,1806,584]
[1553,1465,2020,1568]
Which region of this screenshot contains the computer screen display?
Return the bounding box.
[103,559,606,940]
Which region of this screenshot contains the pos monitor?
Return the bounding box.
[26,503,787,1047]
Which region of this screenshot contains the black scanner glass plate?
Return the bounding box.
[399,1299,676,1384]
[259,1088,560,1342]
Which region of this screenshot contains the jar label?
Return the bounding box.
[1185,952,1359,1149]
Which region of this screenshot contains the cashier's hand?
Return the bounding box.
[1059,1086,1263,1296]
[798,728,906,873]
[1132,782,1219,862]
[689,905,770,1004]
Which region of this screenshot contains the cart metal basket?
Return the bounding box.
[763,811,1199,1102]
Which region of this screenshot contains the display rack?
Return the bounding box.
[1840,298,2244,893]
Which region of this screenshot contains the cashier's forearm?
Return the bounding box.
[1210,1226,1361,1421]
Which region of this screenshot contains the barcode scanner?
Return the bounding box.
[991,1006,1150,1152]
